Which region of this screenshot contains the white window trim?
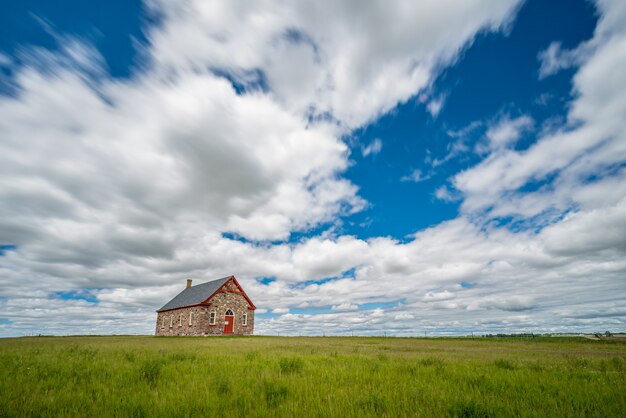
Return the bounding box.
[170,315,173,327]
[179,313,183,326]
[242,312,248,326]
[161,316,165,328]
[209,310,216,325]
[189,311,193,326]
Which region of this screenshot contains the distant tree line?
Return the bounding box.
[483,333,537,338]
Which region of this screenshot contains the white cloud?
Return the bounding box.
[426,95,446,118]
[538,41,590,79]
[0,45,364,243]
[484,115,534,151]
[401,169,430,183]
[453,2,626,221]
[541,197,626,256]
[147,0,521,128]
[482,296,536,312]
[1,0,624,338]
[361,138,382,157]
[2,211,624,336]
[332,303,359,312]
[291,236,369,281]
[435,185,459,202]
[429,121,480,167]
[423,290,455,302]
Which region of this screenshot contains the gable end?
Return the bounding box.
[204,276,256,310]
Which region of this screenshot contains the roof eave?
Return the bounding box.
[156,302,208,313]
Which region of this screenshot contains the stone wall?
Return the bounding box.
[155,291,254,336]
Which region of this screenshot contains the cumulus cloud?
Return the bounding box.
[1,0,624,337]
[450,0,626,223]
[147,0,521,128]
[0,43,364,246]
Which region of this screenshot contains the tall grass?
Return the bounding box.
[0,336,624,417]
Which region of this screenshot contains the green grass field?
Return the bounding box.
[0,336,624,417]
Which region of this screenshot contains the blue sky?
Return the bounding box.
[344,0,597,239]
[0,0,624,337]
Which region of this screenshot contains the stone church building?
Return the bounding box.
[155,275,255,336]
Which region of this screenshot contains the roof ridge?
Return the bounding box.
[156,276,232,312]
[188,275,232,288]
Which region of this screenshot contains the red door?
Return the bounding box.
[223,309,234,334]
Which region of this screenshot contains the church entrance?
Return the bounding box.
[223,309,234,334]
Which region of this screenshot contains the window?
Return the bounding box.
[161,316,165,328]
[225,309,234,316]
[170,315,173,327]
[189,311,193,326]
[242,312,248,326]
[179,313,183,326]
[209,311,216,325]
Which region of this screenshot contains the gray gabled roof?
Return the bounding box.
[157,276,231,312]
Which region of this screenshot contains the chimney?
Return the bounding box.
[186,279,192,288]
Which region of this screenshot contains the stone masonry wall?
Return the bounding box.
[155,291,254,336]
